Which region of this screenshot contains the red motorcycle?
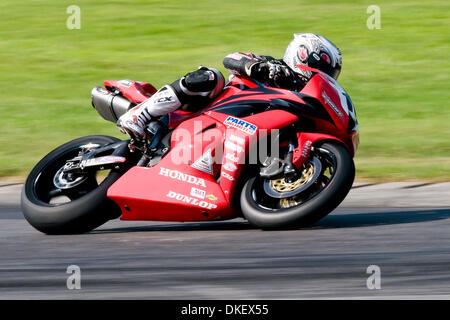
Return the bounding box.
[21,65,359,234]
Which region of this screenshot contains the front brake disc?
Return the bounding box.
[263,156,322,199]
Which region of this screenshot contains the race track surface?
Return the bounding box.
[1,182,449,299]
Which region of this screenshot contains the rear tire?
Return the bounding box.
[240,142,355,229]
[21,135,125,234]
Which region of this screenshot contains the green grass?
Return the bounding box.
[0,0,449,180]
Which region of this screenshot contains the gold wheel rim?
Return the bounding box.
[270,163,315,193]
[270,162,316,208]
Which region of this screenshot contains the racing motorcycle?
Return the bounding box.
[21,65,359,234]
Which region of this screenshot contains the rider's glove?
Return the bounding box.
[267,61,295,88]
[251,61,295,88]
[249,62,270,82]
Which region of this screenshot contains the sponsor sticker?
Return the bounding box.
[166,190,217,210]
[206,194,218,201]
[80,156,126,167]
[322,92,343,117]
[224,141,243,153]
[229,134,245,145]
[225,153,239,163]
[223,162,238,172]
[190,187,206,200]
[221,171,234,181]
[223,116,257,135]
[159,167,207,187]
[191,149,214,175]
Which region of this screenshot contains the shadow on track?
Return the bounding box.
[312,208,450,229]
[93,220,254,234]
[93,208,450,234]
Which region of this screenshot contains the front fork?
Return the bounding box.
[260,130,347,181]
[259,127,299,181]
[283,137,299,183]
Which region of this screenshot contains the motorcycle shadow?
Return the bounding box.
[311,208,450,230]
[94,219,254,234]
[94,208,450,233]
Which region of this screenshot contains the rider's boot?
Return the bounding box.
[117,85,180,140]
[117,67,225,140]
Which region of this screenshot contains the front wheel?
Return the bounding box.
[240,142,355,229]
[21,135,127,234]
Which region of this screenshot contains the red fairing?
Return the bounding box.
[168,109,204,130]
[107,166,232,221]
[107,109,300,220]
[301,74,349,134]
[107,71,358,222]
[103,80,157,103]
[108,114,236,221]
[207,110,299,202]
[297,65,359,156]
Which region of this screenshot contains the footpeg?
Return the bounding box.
[146,120,168,150]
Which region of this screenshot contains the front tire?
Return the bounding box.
[240,142,355,229]
[21,135,125,234]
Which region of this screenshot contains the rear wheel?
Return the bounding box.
[21,135,126,234]
[240,142,355,229]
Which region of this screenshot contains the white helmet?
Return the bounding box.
[283,33,342,80]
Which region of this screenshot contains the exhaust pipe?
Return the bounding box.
[91,86,134,123]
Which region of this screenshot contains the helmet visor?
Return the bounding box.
[330,65,341,80]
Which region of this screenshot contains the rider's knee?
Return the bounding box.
[170,67,225,105]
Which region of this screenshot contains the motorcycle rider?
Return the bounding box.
[117,33,343,139]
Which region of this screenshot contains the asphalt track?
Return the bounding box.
[1,182,450,299]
